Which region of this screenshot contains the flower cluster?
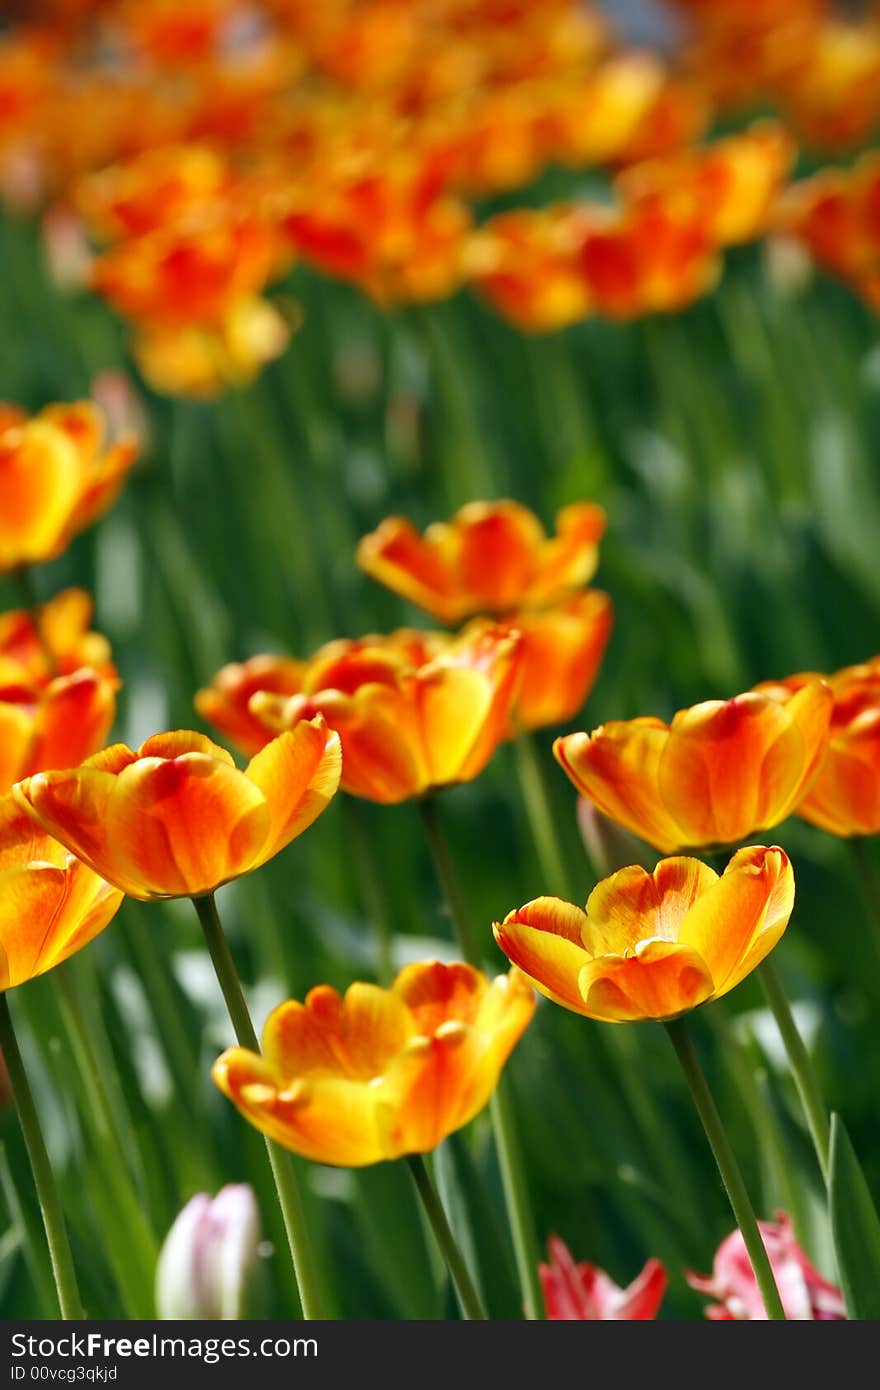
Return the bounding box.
[5,1,880,395]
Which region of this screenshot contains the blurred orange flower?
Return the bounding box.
[244,625,521,804]
[776,155,880,312]
[91,208,280,328]
[0,589,118,792]
[494,846,794,1023]
[213,960,535,1165]
[195,654,308,757]
[0,401,138,572]
[762,661,880,838]
[498,592,613,734]
[357,500,606,624]
[78,144,234,243]
[13,721,341,901]
[467,205,596,332]
[616,122,795,248]
[0,794,123,990]
[555,680,833,853]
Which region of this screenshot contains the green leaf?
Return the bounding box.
[828,1113,880,1320]
[434,1130,521,1319]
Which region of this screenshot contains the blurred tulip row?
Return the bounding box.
[4,3,880,397]
[2,0,880,1328]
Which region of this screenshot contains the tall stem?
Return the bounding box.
[665,1017,786,1320]
[55,965,158,1307]
[191,893,326,1320]
[344,798,395,984]
[405,1154,487,1320]
[514,732,575,900]
[416,795,543,1319]
[0,991,83,1319]
[849,837,880,964]
[418,797,482,967]
[757,960,831,1183]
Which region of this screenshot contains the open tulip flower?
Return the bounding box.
[0,589,119,792]
[502,591,613,734]
[0,793,123,990]
[212,961,535,1166]
[13,720,341,901]
[687,1212,846,1321]
[203,625,521,804]
[555,679,833,852]
[356,500,606,625]
[766,661,880,837]
[494,847,794,1023]
[540,1235,667,1320]
[194,653,309,758]
[0,400,137,571]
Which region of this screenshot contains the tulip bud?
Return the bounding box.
[155,1184,262,1320]
[576,797,657,877]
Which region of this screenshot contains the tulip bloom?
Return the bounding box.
[356,501,606,625]
[231,626,521,804]
[0,400,137,571]
[0,589,118,793]
[773,662,880,837]
[0,794,123,990]
[540,1235,666,1320]
[494,846,794,1023]
[213,961,535,1166]
[555,680,833,852]
[616,122,795,248]
[195,654,308,757]
[155,1184,261,1321]
[504,592,613,733]
[687,1212,846,1320]
[13,721,341,901]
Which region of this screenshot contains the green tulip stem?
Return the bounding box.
[192,892,326,1320]
[405,1154,487,1320]
[0,990,84,1319]
[417,796,544,1319]
[665,1015,787,1320]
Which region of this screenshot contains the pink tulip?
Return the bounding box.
[687,1212,846,1320]
[540,1235,667,1320]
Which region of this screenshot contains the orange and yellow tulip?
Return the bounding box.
[357,500,606,625]
[13,721,341,901]
[0,589,118,792]
[555,680,833,852]
[241,625,521,804]
[212,960,535,1165]
[616,122,795,248]
[494,846,794,1023]
[500,592,613,734]
[0,400,137,571]
[0,794,123,990]
[765,661,880,838]
[195,654,308,757]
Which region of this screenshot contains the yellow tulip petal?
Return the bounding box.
[584,857,718,955]
[245,719,342,866]
[555,720,683,853]
[493,898,592,1013]
[578,939,715,1022]
[104,755,270,898]
[659,694,804,846]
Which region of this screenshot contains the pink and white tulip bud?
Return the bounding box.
[156,1184,261,1320]
[687,1212,846,1320]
